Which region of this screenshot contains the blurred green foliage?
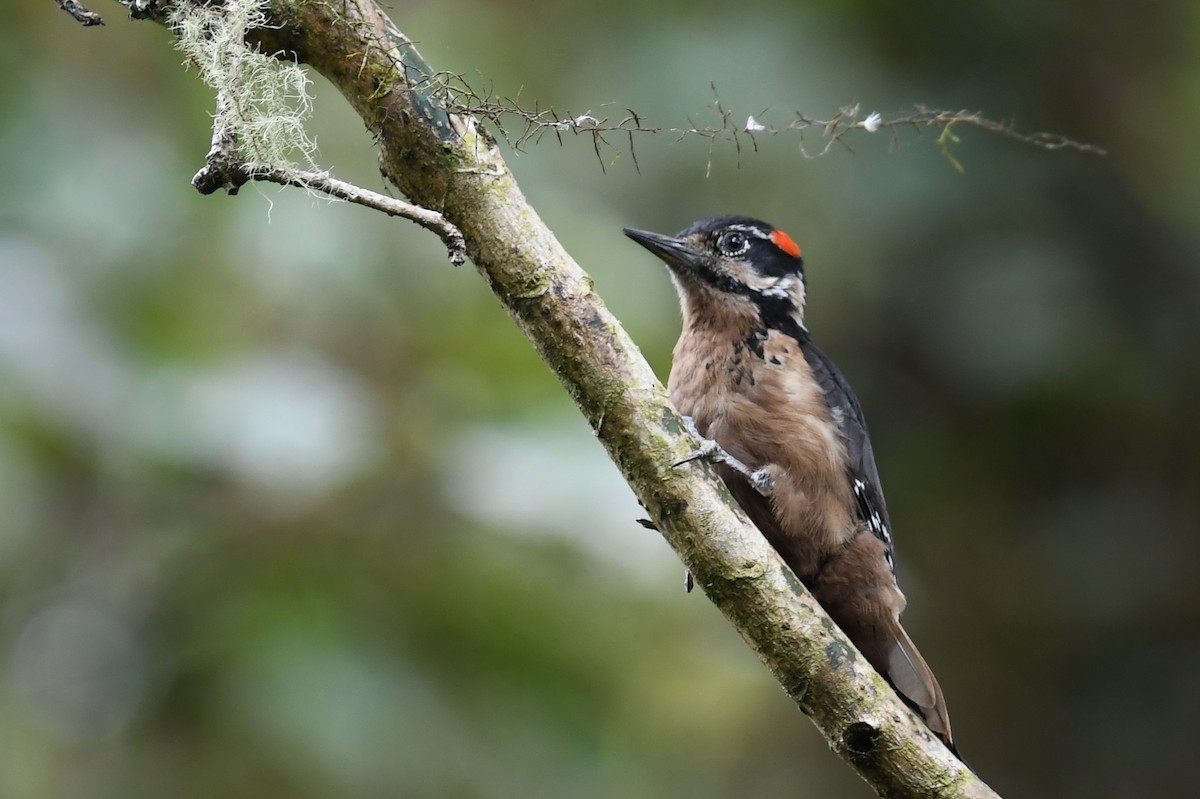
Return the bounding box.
[2,1,1198,797]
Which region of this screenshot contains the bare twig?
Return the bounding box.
[54,0,104,25]
[898,105,1107,154]
[190,89,466,264]
[247,165,468,265]
[407,72,1105,169]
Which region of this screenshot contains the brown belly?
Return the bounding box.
[669,329,856,582]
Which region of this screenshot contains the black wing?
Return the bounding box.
[798,339,897,573]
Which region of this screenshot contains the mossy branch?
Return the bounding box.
[108,1,1002,796]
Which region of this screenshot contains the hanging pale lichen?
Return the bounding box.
[169,0,319,177]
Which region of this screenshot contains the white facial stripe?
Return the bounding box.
[724,224,770,240]
[759,274,799,299]
[741,273,807,329]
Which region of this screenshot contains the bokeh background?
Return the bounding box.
[3,1,1198,797]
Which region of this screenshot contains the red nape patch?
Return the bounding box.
[770,229,802,258]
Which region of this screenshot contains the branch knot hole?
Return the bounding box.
[842,721,882,760]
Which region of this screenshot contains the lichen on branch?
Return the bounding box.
[165,0,466,263]
[169,0,319,178]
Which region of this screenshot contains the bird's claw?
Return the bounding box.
[674,415,773,498]
[672,437,722,467]
[747,468,774,497]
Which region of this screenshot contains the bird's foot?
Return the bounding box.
[744,468,775,497]
[674,415,774,498]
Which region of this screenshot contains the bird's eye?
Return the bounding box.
[718,231,750,256]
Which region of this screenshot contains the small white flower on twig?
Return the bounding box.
[745,115,766,132]
[861,111,883,133]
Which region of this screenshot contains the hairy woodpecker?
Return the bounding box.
[625,215,956,753]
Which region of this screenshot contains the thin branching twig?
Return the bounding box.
[249,165,467,264]
[405,73,1106,171]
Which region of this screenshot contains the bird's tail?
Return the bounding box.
[885,617,956,755]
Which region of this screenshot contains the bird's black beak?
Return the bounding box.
[623,227,702,271]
